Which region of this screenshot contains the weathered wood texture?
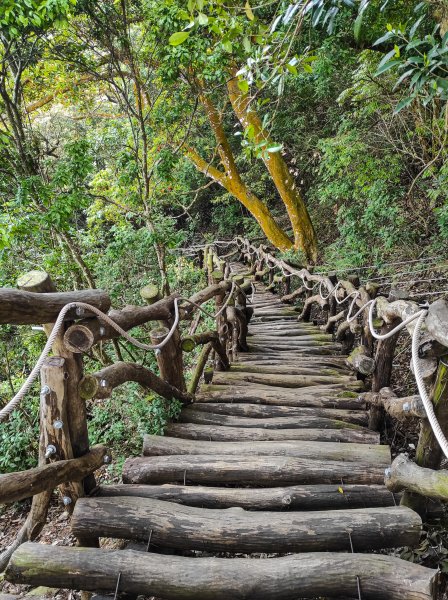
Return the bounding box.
[71,497,421,552]
[95,482,397,510]
[122,455,386,485]
[387,454,448,501]
[63,295,177,352]
[164,422,380,443]
[177,408,370,430]
[187,402,368,425]
[197,385,364,409]
[142,434,390,463]
[0,289,111,325]
[7,543,438,600]
[79,362,192,403]
[39,357,83,509]
[0,446,108,505]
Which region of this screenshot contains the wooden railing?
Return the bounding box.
[0,251,249,569]
[231,236,448,517]
[2,235,448,571]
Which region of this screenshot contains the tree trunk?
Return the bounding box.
[71,497,420,553]
[7,543,439,600]
[227,72,317,261]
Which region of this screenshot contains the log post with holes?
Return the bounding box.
[39,357,83,512]
[18,271,95,497]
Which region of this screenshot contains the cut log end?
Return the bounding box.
[64,325,95,353]
[140,284,161,305]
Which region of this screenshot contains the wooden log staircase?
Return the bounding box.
[4,263,440,600]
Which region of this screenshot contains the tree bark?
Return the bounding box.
[71,497,420,553]
[227,73,317,261]
[387,454,448,501]
[79,362,192,404]
[142,434,389,464]
[7,543,439,600]
[122,454,385,485]
[63,295,177,353]
[0,446,108,505]
[95,482,397,510]
[164,422,380,443]
[0,289,111,325]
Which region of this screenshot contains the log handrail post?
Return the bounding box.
[402,358,448,516]
[39,357,83,512]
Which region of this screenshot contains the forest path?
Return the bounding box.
[6,264,440,599]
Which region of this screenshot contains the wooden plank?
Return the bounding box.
[122,455,386,485]
[71,497,421,553]
[7,543,439,599]
[0,289,110,325]
[178,408,369,430]
[0,446,108,505]
[142,434,390,463]
[211,371,357,388]
[196,385,363,409]
[164,422,380,443]
[95,482,397,510]
[187,403,368,425]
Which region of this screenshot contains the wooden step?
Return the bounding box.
[142,434,391,463]
[122,455,386,485]
[187,402,368,425]
[95,482,397,510]
[7,543,439,599]
[164,422,380,443]
[210,371,358,388]
[248,344,342,355]
[229,363,351,375]
[178,408,369,430]
[197,385,362,408]
[72,497,421,553]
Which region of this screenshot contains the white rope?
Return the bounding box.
[412,311,448,460]
[0,299,181,422]
[239,237,448,459]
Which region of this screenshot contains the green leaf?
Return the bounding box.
[394,96,414,113]
[243,36,251,52]
[169,31,190,46]
[222,40,232,52]
[238,79,249,93]
[197,12,208,25]
[286,63,298,76]
[245,1,254,21]
[267,144,283,153]
[376,59,401,75]
[354,12,363,41]
[303,63,313,73]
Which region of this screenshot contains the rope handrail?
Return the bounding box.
[0,274,245,422]
[234,236,448,460]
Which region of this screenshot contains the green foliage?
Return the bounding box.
[88,385,182,474]
[312,126,408,265]
[0,394,39,473]
[0,0,74,37]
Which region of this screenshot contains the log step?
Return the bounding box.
[210,371,358,388]
[164,422,381,443]
[122,454,386,485]
[95,482,398,510]
[178,408,370,430]
[7,543,439,600]
[197,385,363,409]
[142,434,391,464]
[187,402,368,425]
[71,497,422,553]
